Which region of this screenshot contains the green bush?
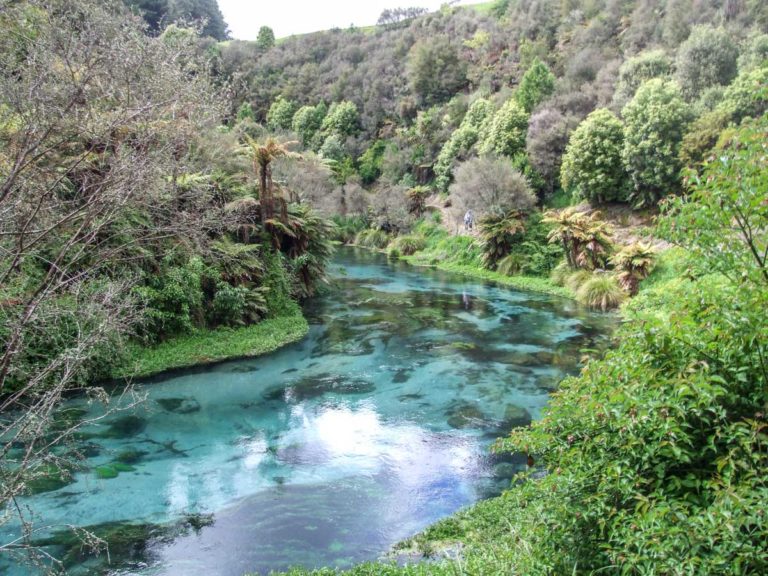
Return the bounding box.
[389,235,427,256]
[332,214,368,243]
[478,97,528,157]
[612,49,672,108]
[515,58,555,113]
[134,256,206,341]
[575,273,626,310]
[320,101,359,137]
[357,140,387,185]
[675,25,738,100]
[560,109,628,204]
[622,79,692,206]
[354,228,390,249]
[266,96,297,131]
[292,102,327,148]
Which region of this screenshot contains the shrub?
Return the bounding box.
[354,228,389,249]
[622,79,692,206]
[389,235,426,256]
[479,211,526,270]
[563,269,593,293]
[496,252,526,276]
[450,156,536,221]
[332,214,368,243]
[550,260,571,286]
[560,109,628,204]
[575,273,626,310]
[320,101,359,138]
[357,140,387,185]
[292,102,327,148]
[134,257,206,341]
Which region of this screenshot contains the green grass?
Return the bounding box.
[397,221,573,299]
[114,313,309,379]
[407,258,573,299]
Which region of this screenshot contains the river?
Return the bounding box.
[1,248,614,575]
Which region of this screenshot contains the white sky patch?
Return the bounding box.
[218,0,479,40]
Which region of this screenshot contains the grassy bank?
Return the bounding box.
[369,219,573,299]
[114,312,309,380]
[404,257,573,299]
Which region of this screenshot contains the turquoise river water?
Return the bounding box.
[1,248,614,575]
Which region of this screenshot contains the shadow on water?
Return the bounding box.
[2,247,616,576]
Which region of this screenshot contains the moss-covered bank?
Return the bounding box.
[114,311,308,380]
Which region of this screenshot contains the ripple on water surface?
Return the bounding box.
[1,248,615,576]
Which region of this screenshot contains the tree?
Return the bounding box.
[516,58,555,113]
[166,0,229,40]
[526,108,579,197]
[478,97,528,158]
[543,208,613,270]
[449,156,536,221]
[610,242,655,295]
[622,79,692,207]
[0,0,221,565]
[612,50,672,110]
[292,102,327,148]
[561,109,628,204]
[320,101,359,138]
[266,96,297,131]
[406,36,468,106]
[434,98,493,191]
[256,25,275,50]
[241,137,297,226]
[675,25,739,101]
[660,114,768,287]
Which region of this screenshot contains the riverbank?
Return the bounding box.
[403,257,573,299]
[113,311,309,380]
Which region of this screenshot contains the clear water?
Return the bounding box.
[1,248,614,575]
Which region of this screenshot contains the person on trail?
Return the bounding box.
[464,209,474,231]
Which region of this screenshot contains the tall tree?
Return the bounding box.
[256,25,275,49]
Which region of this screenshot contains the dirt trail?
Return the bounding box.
[425,195,481,238]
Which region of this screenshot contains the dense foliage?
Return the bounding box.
[276,111,768,576]
[560,109,628,203]
[0,1,333,567]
